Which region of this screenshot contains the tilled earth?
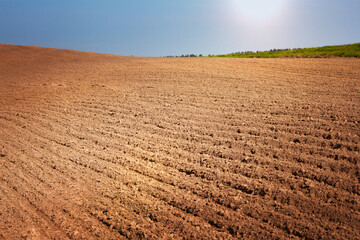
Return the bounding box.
[0,44,359,239]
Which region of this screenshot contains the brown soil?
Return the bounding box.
[0,44,359,239]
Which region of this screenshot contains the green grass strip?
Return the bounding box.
[211,43,360,58]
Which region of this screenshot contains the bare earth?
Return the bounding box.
[0,44,359,239]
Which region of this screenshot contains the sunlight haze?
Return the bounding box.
[229,0,289,21]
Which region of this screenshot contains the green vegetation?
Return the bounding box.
[166,54,200,58]
[212,43,360,58]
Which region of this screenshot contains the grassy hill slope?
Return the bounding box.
[213,43,360,58]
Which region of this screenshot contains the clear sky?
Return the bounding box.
[0,0,359,56]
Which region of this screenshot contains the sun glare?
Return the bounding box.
[230,0,287,22]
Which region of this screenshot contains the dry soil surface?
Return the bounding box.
[0,44,359,239]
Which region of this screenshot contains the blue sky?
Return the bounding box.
[0,0,359,56]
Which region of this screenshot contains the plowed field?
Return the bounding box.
[0,44,359,239]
